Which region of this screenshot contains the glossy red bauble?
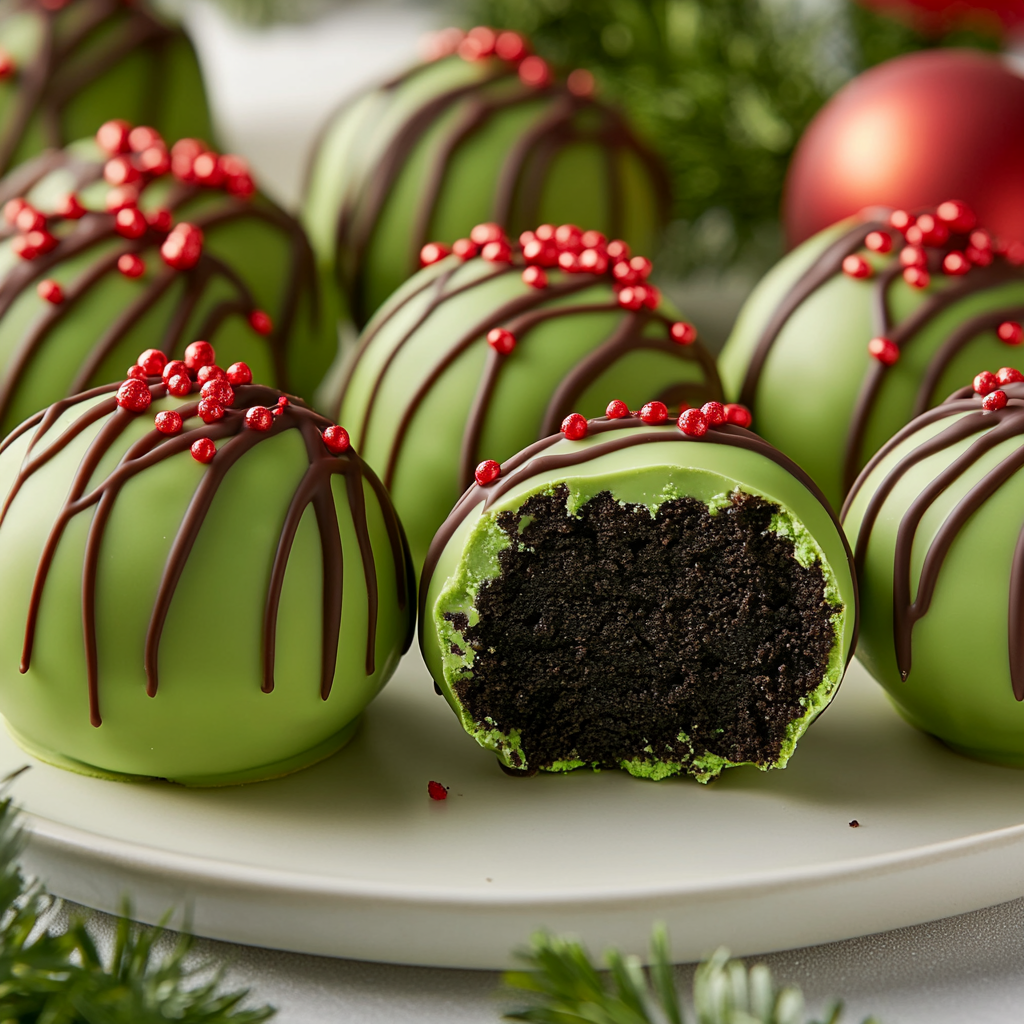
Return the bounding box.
[784,51,1024,250]
[245,406,274,432]
[116,379,151,412]
[560,412,588,439]
[322,425,350,453]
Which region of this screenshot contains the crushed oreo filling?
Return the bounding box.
[452,486,837,772]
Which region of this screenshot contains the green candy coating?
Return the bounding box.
[719,216,1024,512]
[420,421,858,782]
[0,0,213,175]
[843,387,1024,766]
[0,385,413,785]
[332,253,722,570]
[302,48,670,329]
[0,136,338,435]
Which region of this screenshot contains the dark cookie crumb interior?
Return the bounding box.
[452,486,837,772]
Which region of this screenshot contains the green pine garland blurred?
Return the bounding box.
[449,0,999,276]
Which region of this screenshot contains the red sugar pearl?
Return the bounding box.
[903,266,930,289]
[481,239,512,263]
[249,309,273,335]
[864,230,892,253]
[0,50,15,79]
[115,206,146,239]
[184,340,215,370]
[899,245,926,269]
[36,279,62,304]
[103,156,140,187]
[967,244,993,267]
[192,152,224,187]
[147,207,172,232]
[890,210,913,232]
[555,224,583,252]
[914,214,949,247]
[557,251,580,273]
[136,145,170,176]
[639,401,668,424]
[936,199,977,233]
[420,242,449,266]
[567,68,595,97]
[128,125,162,152]
[534,224,556,241]
[191,437,216,463]
[117,252,144,278]
[200,379,234,406]
[522,265,548,288]
[166,373,192,397]
[452,237,478,259]
[561,412,588,439]
[868,336,900,366]
[126,364,147,381]
[96,119,131,155]
[137,349,167,375]
[198,399,224,424]
[458,26,496,60]
[15,206,44,233]
[640,284,660,309]
[522,238,557,266]
[470,222,504,245]
[106,185,139,213]
[494,30,527,61]
[998,321,1023,345]
[617,286,644,311]
[974,370,1000,395]
[116,379,152,412]
[629,255,652,280]
[982,390,1007,411]
[245,406,273,431]
[678,408,708,437]
[581,230,606,250]
[427,780,449,801]
[322,425,350,453]
[154,410,182,435]
[942,251,970,276]
[612,260,638,285]
[475,459,501,485]
[196,364,226,384]
[606,399,630,419]
[725,403,752,428]
[162,359,187,382]
[701,401,726,426]
[670,321,698,345]
[518,55,551,87]
[160,222,203,270]
[606,239,630,261]
[2,197,25,223]
[998,367,1024,384]
[487,327,516,355]
[1007,241,1024,266]
[842,254,871,279]
[578,248,608,274]
[226,361,252,386]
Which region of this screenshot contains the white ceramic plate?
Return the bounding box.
[5,652,1024,969]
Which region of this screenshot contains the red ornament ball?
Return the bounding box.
[561,412,588,440]
[474,459,501,485]
[784,51,1024,250]
[322,425,350,453]
[160,222,203,270]
[154,410,182,435]
[191,437,216,463]
[116,379,151,412]
[137,348,167,375]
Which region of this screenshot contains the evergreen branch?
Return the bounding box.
[504,925,882,1024]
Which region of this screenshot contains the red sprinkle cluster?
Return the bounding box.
[973,365,1024,411]
[472,399,752,487]
[421,26,594,97]
[4,119,256,280]
[113,341,349,464]
[420,220,698,350]
[853,202,1024,367]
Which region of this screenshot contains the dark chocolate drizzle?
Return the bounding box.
[841,382,1024,699]
[738,217,1024,498]
[328,54,672,325]
[0,381,411,726]
[0,147,323,429]
[0,0,200,176]
[419,415,858,662]
[334,259,721,496]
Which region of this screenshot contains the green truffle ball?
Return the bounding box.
[331,242,722,569]
[0,375,413,785]
[842,377,1024,766]
[0,0,213,175]
[719,208,1024,512]
[0,129,338,435]
[420,414,858,782]
[302,30,670,329]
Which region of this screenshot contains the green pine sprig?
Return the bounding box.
[0,784,274,1024]
[503,923,881,1024]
